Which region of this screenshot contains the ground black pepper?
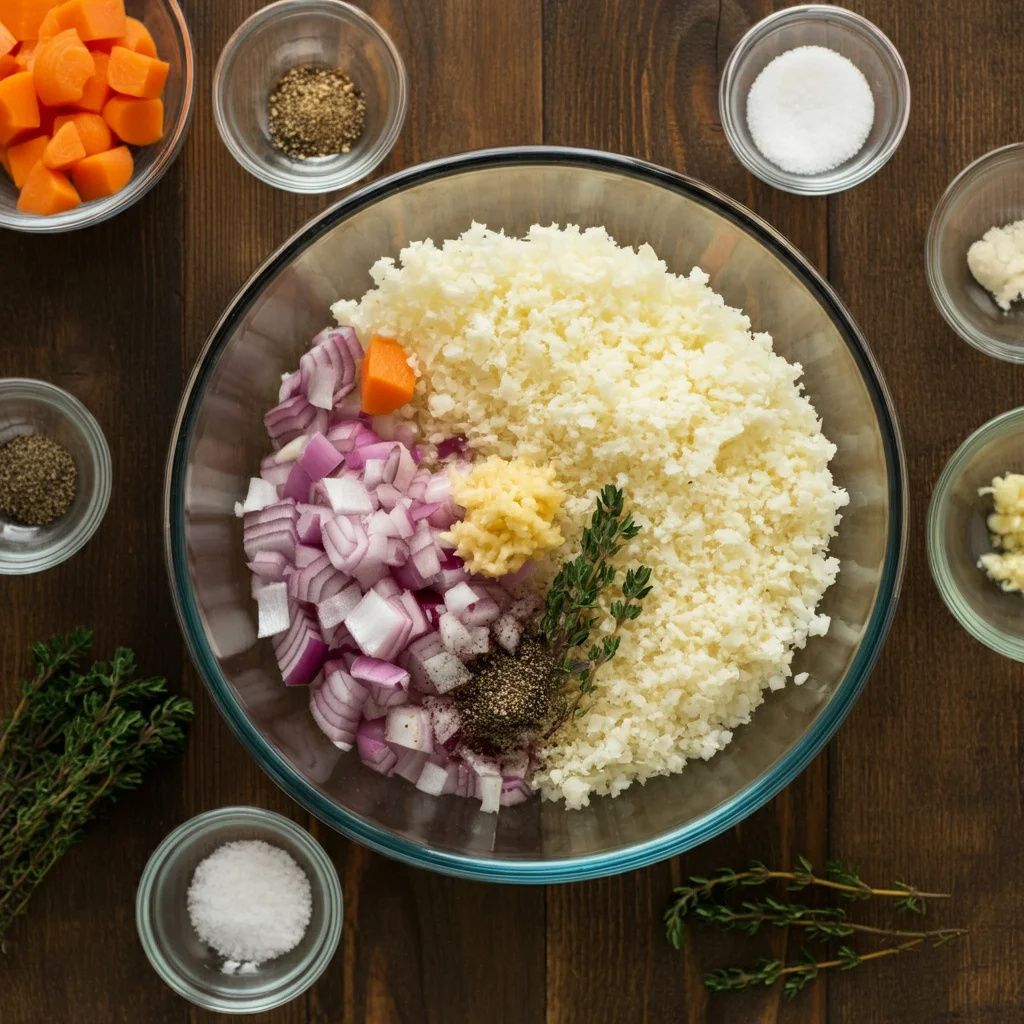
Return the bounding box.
[454,636,560,751]
[0,434,77,526]
[268,66,367,160]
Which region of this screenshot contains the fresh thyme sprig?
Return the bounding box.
[0,631,193,951]
[664,858,965,999]
[665,856,948,947]
[692,898,967,944]
[540,485,652,730]
[704,940,951,1000]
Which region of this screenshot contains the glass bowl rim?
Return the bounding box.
[924,142,1024,364]
[163,145,908,883]
[211,0,409,195]
[135,805,344,1013]
[718,3,911,196]
[0,0,196,235]
[0,377,112,575]
[926,405,1024,660]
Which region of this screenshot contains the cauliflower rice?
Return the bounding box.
[332,223,848,808]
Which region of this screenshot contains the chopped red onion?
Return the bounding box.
[356,717,398,774]
[236,477,281,517]
[257,582,291,638]
[396,591,429,641]
[461,596,501,627]
[296,506,324,546]
[298,432,344,480]
[288,553,348,605]
[294,543,323,567]
[392,749,429,782]
[316,582,362,632]
[415,760,454,796]
[492,613,524,653]
[375,483,403,510]
[322,476,375,515]
[323,516,369,574]
[282,461,313,502]
[248,551,290,580]
[344,589,412,661]
[422,651,471,694]
[350,656,410,691]
[500,778,533,806]
[323,664,369,710]
[385,706,434,752]
[272,607,327,686]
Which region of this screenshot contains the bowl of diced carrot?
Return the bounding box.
[0,0,193,232]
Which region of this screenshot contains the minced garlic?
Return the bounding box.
[978,473,1024,593]
[444,456,564,577]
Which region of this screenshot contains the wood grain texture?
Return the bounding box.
[0,0,1018,1022]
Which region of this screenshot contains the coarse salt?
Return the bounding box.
[746,45,875,175]
[187,839,312,966]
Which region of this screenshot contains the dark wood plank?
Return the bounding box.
[542,2,829,1022]
[828,2,1024,1023]
[0,170,187,1020]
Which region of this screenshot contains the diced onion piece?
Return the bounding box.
[416,760,452,796]
[396,591,430,641]
[257,581,291,638]
[423,652,471,694]
[350,656,410,691]
[237,477,280,517]
[298,432,344,481]
[367,509,397,537]
[424,696,462,746]
[492,613,523,653]
[322,476,376,515]
[444,582,482,617]
[317,583,363,632]
[476,774,502,814]
[282,461,313,502]
[385,706,434,752]
[372,577,402,600]
[344,589,412,660]
[248,551,290,580]
[461,596,501,627]
[272,608,327,686]
[356,717,397,774]
[375,483,403,510]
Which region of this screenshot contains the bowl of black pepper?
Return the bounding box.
[212,0,408,195]
[0,380,111,575]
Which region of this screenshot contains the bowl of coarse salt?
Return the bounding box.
[136,806,342,1013]
[719,4,910,195]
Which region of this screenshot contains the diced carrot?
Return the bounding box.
[16,158,78,213]
[0,70,38,144]
[14,39,35,69]
[90,16,154,57]
[70,44,105,109]
[106,44,165,98]
[41,116,82,168]
[36,4,59,37]
[101,93,159,144]
[6,129,46,184]
[51,0,123,42]
[0,1,60,42]
[360,336,417,415]
[69,139,127,198]
[53,108,106,152]
[32,27,93,105]
[0,18,15,56]
[0,52,17,78]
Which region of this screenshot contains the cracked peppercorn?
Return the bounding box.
[0,434,77,526]
[267,66,367,160]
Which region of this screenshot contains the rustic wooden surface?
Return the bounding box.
[1,0,1020,1021]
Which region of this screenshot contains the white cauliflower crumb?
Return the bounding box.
[967,219,1024,311]
[332,223,847,809]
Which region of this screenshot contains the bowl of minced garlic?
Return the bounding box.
[927,406,1024,661]
[443,456,565,578]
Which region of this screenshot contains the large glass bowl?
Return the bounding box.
[165,148,906,883]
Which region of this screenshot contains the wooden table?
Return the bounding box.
[3,1,1022,1021]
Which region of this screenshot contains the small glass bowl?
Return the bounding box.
[928,407,1024,661]
[0,0,195,234]
[0,379,111,575]
[926,144,1024,363]
[213,0,408,195]
[136,806,343,1014]
[719,4,910,195]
